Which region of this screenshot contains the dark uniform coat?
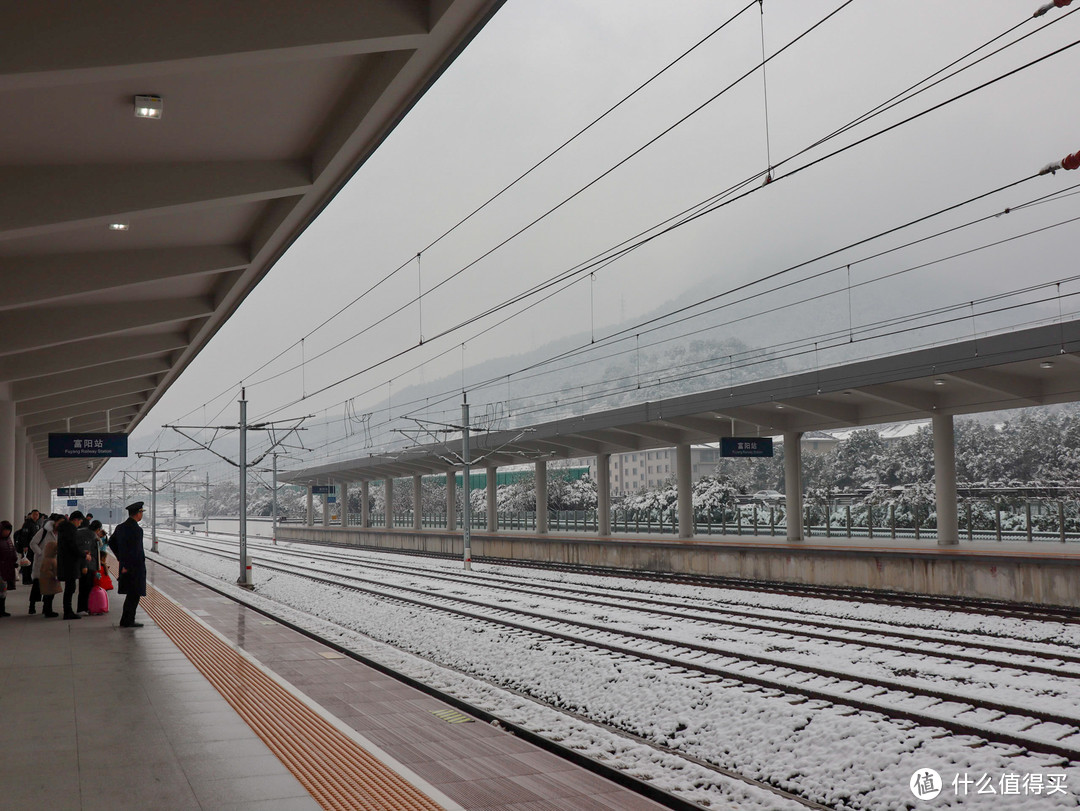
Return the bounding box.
[110,517,146,597]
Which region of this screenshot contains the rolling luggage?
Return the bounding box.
[88,585,109,615]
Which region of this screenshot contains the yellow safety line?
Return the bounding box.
[140,585,445,811]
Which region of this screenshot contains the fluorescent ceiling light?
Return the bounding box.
[134,94,162,119]
[108,222,129,231]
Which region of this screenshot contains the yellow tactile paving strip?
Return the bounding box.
[140,585,446,811]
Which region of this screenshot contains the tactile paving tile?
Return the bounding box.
[141,585,446,811]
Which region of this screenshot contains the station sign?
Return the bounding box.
[48,433,128,458]
[56,487,85,496]
[311,485,333,495]
[67,499,78,507]
[721,437,774,458]
[327,495,336,503]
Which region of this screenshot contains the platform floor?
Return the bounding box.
[0,565,667,811]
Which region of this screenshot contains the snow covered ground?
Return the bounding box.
[153,533,1080,810]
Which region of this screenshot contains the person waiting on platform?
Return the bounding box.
[56,511,87,620]
[111,502,146,628]
[28,517,59,616]
[37,538,62,615]
[0,521,16,617]
[14,512,38,585]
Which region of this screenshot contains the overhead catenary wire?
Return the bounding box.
[181,0,859,421]
[165,0,759,427]
[260,165,1080,465]
[192,174,1080,467]
[152,6,1080,472]
[169,4,1078,450]
[286,193,1080,462]
[173,3,1069,439]
[247,25,1080,427]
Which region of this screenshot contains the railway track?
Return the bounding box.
[159,533,1080,765]
[236,528,1080,624]
[176,532,1080,675]
[256,537,1080,670]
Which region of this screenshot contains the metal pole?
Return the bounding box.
[171,482,177,532]
[238,389,249,585]
[204,473,210,536]
[461,397,472,570]
[272,453,278,545]
[150,455,158,553]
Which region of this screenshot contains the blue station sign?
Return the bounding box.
[721,437,774,458]
[67,499,79,507]
[48,433,128,458]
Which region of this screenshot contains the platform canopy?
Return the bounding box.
[281,319,1080,486]
[0,0,504,487]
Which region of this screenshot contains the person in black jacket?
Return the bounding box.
[111,502,146,628]
[56,511,87,620]
[15,514,38,586]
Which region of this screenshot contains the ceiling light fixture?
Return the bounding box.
[108,222,129,231]
[933,379,946,386]
[1041,361,1055,369]
[134,94,162,119]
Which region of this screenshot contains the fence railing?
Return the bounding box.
[337,500,1079,542]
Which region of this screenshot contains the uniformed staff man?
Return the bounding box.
[111,501,146,628]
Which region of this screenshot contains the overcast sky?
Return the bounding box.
[107,0,1080,483]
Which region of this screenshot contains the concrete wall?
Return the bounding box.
[206,517,276,535]
[276,526,1080,608]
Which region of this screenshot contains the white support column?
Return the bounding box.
[535,460,548,534]
[24,441,35,514]
[385,478,394,528]
[0,392,15,523]
[306,486,313,526]
[446,470,457,531]
[40,465,49,513]
[597,452,611,536]
[322,485,330,527]
[360,480,370,528]
[413,474,423,530]
[13,429,25,520]
[933,413,959,546]
[676,444,693,539]
[486,466,498,531]
[784,431,804,542]
[339,481,348,526]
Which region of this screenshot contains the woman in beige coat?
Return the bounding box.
[37,539,63,617]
